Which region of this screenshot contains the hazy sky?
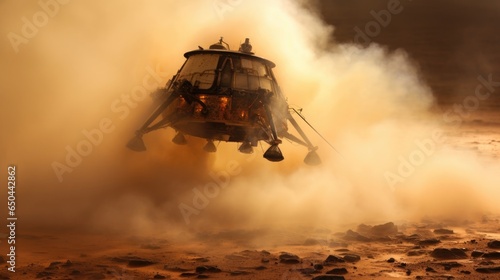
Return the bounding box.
[315,0,500,105]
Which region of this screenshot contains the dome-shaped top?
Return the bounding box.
[185,37,275,68]
[209,37,229,50]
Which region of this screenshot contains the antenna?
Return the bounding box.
[291,108,345,159]
[219,37,230,50]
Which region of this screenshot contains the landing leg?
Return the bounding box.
[127,131,147,151]
[286,112,321,165]
[126,94,176,151]
[263,143,284,162]
[263,105,284,162]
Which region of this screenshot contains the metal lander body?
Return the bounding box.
[127,38,322,164]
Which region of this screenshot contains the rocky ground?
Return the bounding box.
[5,216,500,280]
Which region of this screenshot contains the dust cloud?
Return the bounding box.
[1,0,499,242]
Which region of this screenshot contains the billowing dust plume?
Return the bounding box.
[1,0,499,241]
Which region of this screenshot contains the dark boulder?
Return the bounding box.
[279,252,300,264]
[324,255,345,264]
[476,266,500,273]
[430,248,467,259]
[312,276,345,280]
[483,251,500,259]
[326,268,348,275]
[343,254,361,263]
[195,266,222,273]
[488,240,500,249]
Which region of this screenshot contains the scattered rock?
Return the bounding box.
[342,254,361,263]
[475,266,500,273]
[483,251,500,259]
[62,260,72,267]
[434,229,454,234]
[471,250,484,258]
[419,238,441,246]
[314,264,324,270]
[426,267,436,272]
[460,270,471,274]
[387,257,395,263]
[370,222,399,236]
[357,222,398,238]
[111,256,155,267]
[312,276,345,280]
[488,240,500,249]
[128,259,155,267]
[49,261,62,266]
[154,273,167,279]
[196,275,209,279]
[479,260,495,265]
[164,266,191,272]
[438,262,463,271]
[324,255,345,264]
[357,224,372,233]
[254,266,266,271]
[279,252,300,264]
[326,268,348,275]
[261,258,269,263]
[195,266,221,273]
[344,230,370,242]
[193,257,209,263]
[46,261,62,270]
[406,269,411,276]
[70,270,81,275]
[245,250,264,257]
[402,234,421,242]
[430,248,467,259]
[334,248,349,252]
[180,272,198,277]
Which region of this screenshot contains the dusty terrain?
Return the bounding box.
[7,213,500,279]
